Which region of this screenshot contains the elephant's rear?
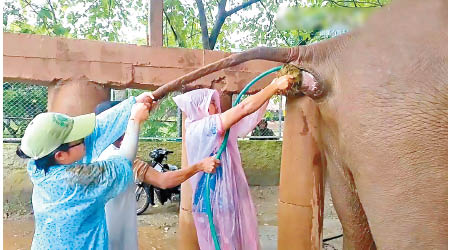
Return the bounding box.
[329,0,448,249]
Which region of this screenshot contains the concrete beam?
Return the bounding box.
[3,32,281,94]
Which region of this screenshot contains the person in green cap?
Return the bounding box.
[93,100,220,250]
[16,93,154,250]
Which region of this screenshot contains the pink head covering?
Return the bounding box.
[173,88,264,250]
[172,89,221,122]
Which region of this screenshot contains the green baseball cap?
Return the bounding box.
[20,112,96,159]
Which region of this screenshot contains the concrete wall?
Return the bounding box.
[4,33,280,93]
[3,140,281,215]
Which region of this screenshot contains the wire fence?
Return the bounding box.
[234,94,285,140]
[3,82,48,141]
[112,89,182,141]
[3,83,285,142]
[112,89,286,141]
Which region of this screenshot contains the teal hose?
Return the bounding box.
[204,65,283,250]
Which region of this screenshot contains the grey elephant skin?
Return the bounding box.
[289,1,447,249]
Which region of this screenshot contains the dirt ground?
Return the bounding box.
[3,185,343,250]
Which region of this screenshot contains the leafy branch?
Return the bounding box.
[195,0,261,50]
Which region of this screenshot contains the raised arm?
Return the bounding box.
[85,92,155,161]
[219,75,295,131]
[85,97,136,161]
[115,102,150,161]
[133,157,220,189]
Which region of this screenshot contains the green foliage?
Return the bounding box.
[163,0,197,48]
[3,0,390,49]
[160,0,250,51]
[3,0,147,42]
[233,0,390,49]
[3,83,48,138]
[127,89,179,138]
[3,83,47,118]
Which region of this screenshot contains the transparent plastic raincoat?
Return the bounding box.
[27,97,135,250]
[173,89,268,250]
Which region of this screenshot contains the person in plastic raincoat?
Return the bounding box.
[17,93,153,250]
[94,100,219,250]
[173,75,294,250]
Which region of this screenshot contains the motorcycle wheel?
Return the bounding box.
[136,185,153,215]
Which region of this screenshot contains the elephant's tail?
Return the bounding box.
[152,47,299,100]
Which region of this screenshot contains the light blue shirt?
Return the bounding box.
[27,97,136,250]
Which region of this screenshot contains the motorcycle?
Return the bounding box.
[135,148,181,215]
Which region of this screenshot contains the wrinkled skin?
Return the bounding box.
[155,0,447,249]
[295,1,447,249]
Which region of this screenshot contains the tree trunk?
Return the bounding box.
[195,0,211,50]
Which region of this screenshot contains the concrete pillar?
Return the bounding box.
[278,97,324,250]
[47,79,110,115]
[178,113,200,250]
[219,92,233,111]
[178,92,233,249]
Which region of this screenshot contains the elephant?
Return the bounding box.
[153,0,447,249]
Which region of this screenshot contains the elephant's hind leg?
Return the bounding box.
[327,160,376,250]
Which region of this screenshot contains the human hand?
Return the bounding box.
[136,92,155,103]
[198,157,220,174]
[270,75,296,94]
[136,92,157,111]
[130,103,150,124]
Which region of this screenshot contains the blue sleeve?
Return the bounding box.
[83,97,136,163]
[65,156,133,204]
